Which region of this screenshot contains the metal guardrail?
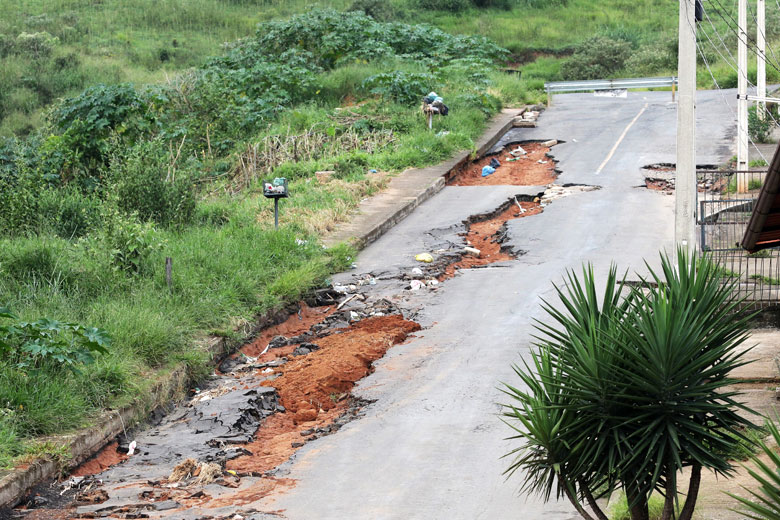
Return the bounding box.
[544,76,678,105]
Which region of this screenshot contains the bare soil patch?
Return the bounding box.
[448,142,557,186]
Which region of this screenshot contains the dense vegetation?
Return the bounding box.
[0,8,512,466]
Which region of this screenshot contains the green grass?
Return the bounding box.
[607,493,677,520]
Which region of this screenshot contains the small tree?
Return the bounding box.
[503,250,756,520]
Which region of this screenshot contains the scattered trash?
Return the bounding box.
[411,267,423,276]
[481,166,496,177]
[409,280,425,291]
[369,169,378,173]
[348,284,358,292]
[262,367,274,374]
[415,253,434,263]
[349,311,361,321]
[572,138,578,142]
[537,160,548,164]
[369,278,377,285]
[436,130,450,138]
[510,146,527,157]
[333,284,349,294]
[127,440,137,456]
[464,247,481,257]
[427,279,439,287]
[350,263,358,269]
[337,294,359,310]
[489,158,501,169]
[295,239,308,246]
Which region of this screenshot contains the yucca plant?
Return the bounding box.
[502,249,757,520]
[728,419,780,519]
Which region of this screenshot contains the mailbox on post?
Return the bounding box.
[263,178,289,229]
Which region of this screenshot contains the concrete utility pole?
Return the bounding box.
[758,0,767,121]
[676,0,697,249]
[737,0,750,192]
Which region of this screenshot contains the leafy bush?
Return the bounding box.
[110,141,196,227]
[749,104,776,144]
[50,84,147,171]
[0,305,109,373]
[625,42,676,76]
[561,36,632,80]
[14,32,59,59]
[93,208,164,274]
[37,187,102,239]
[347,0,396,21]
[414,0,471,11]
[363,71,437,105]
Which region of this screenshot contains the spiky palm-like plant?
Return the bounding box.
[502,249,756,520]
[728,419,780,519]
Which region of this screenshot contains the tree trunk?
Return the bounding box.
[626,485,650,520]
[661,466,676,520]
[579,481,610,520]
[679,464,701,520]
[561,480,597,520]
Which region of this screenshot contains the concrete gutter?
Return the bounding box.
[0,108,522,510]
[324,109,522,249]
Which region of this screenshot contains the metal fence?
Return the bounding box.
[697,168,780,309]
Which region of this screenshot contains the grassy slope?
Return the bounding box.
[0,0,685,137]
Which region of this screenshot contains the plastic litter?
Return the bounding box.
[369,169,378,173]
[510,146,527,157]
[296,239,308,246]
[411,267,423,276]
[436,130,450,137]
[427,279,439,286]
[464,247,481,257]
[481,166,496,177]
[127,440,137,456]
[350,311,361,321]
[489,158,501,169]
[415,253,434,263]
[409,280,425,291]
[333,284,349,294]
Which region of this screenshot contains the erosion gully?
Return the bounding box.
[7,139,599,520]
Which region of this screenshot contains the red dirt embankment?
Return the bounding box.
[442,200,542,279]
[448,142,557,186]
[227,314,420,475]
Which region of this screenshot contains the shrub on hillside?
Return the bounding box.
[363,71,437,105]
[347,0,396,21]
[414,0,471,11]
[15,32,59,59]
[561,36,632,80]
[37,186,102,239]
[624,42,676,76]
[109,141,196,227]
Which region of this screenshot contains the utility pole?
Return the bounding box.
[737,0,749,192]
[676,0,697,249]
[758,0,767,121]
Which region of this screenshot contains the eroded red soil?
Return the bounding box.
[240,302,335,358]
[71,441,128,477]
[448,142,557,186]
[442,200,542,279]
[227,314,421,476]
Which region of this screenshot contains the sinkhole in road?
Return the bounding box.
[446,140,562,186]
[639,163,721,194]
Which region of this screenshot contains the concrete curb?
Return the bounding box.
[323,109,521,249]
[0,109,522,510]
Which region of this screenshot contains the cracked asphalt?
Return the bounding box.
[9,90,738,520]
[260,90,736,519]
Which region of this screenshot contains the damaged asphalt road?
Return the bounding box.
[7,90,737,520]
